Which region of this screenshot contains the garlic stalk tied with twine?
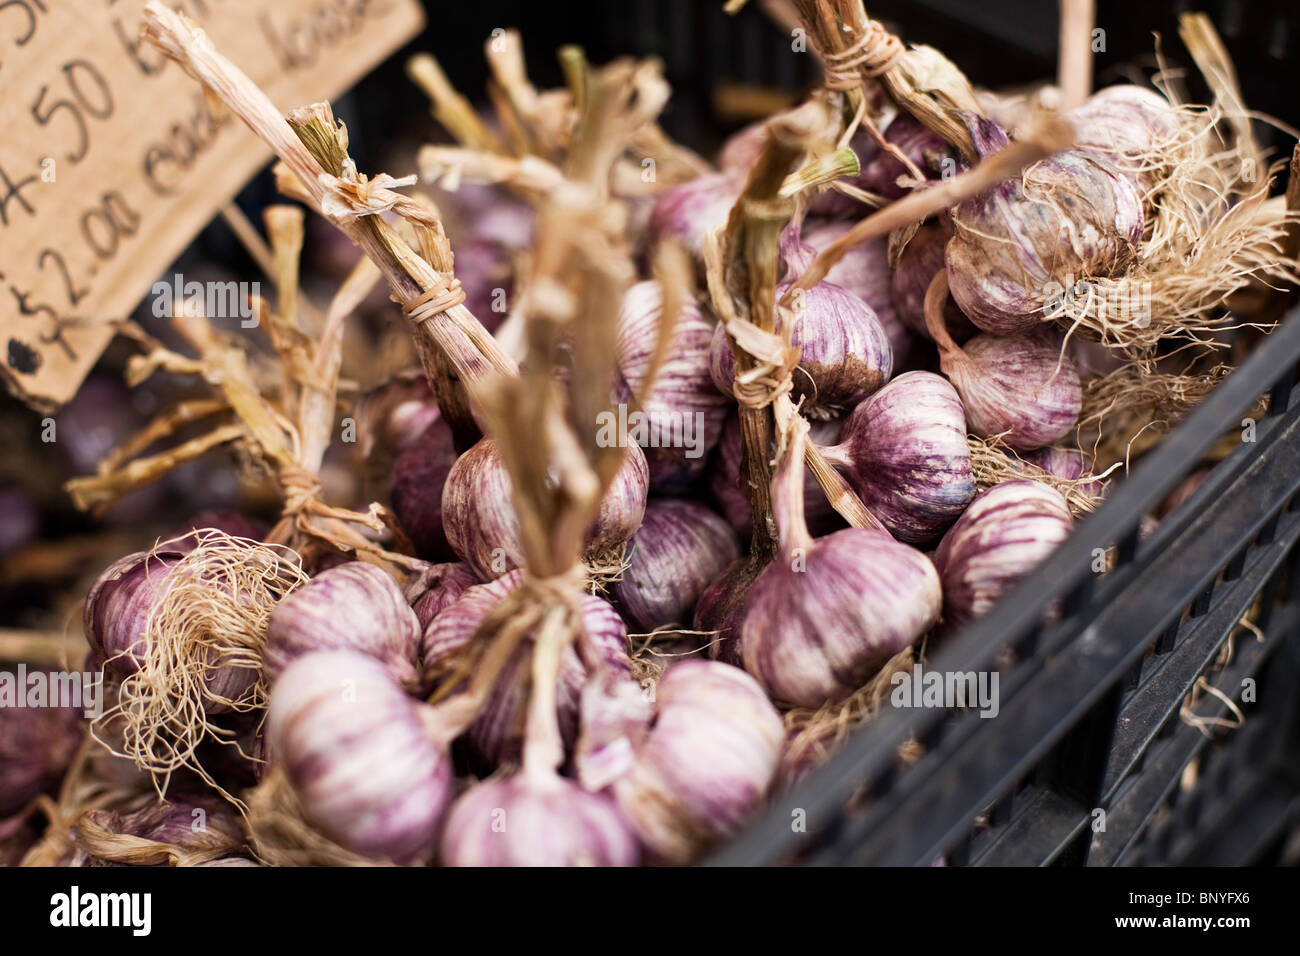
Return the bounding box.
[64,205,416,575]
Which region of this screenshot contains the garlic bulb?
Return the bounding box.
[1022,446,1103,497]
[72,791,248,866]
[611,499,740,632]
[933,480,1073,627]
[933,322,1083,452]
[389,414,459,561]
[889,218,978,342]
[442,438,649,580]
[421,570,632,770]
[710,234,892,418]
[405,561,479,631]
[649,172,742,260]
[440,773,639,867]
[741,417,941,706]
[694,556,763,668]
[0,692,82,816]
[820,371,975,543]
[613,280,730,491]
[711,413,845,541]
[804,220,915,364]
[84,545,258,707]
[718,120,770,175]
[945,116,1144,335]
[1067,85,1181,194]
[858,112,956,199]
[266,650,453,864]
[264,562,422,686]
[610,660,783,862]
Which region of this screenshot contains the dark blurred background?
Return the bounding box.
[200,0,1300,284]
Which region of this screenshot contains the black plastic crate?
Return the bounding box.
[711,304,1300,866]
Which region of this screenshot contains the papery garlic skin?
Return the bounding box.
[859,112,955,199]
[389,416,459,561]
[266,650,452,864]
[944,330,1082,451]
[890,218,979,342]
[1067,85,1182,194]
[421,570,631,770]
[709,274,893,418]
[933,480,1074,627]
[611,660,783,863]
[822,371,975,543]
[0,693,82,817]
[945,116,1144,335]
[1021,446,1104,498]
[614,280,730,491]
[440,774,639,867]
[84,545,258,707]
[741,528,941,707]
[264,562,422,686]
[804,221,915,363]
[84,549,185,673]
[406,561,480,632]
[611,499,740,632]
[649,172,742,260]
[443,438,649,580]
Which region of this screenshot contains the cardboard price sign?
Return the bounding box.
[0,0,424,412]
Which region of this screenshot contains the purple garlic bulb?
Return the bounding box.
[945,116,1145,335]
[933,480,1074,627]
[804,220,915,363]
[611,499,740,632]
[742,525,940,706]
[264,562,422,686]
[858,112,956,199]
[694,556,763,667]
[442,438,649,580]
[649,172,742,260]
[889,218,978,342]
[389,414,459,561]
[266,650,453,864]
[820,371,975,543]
[0,691,82,816]
[718,120,770,175]
[610,660,783,862]
[440,772,639,867]
[933,323,1082,452]
[171,510,267,545]
[741,417,941,706]
[1021,446,1105,498]
[710,233,892,418]
[421,570,631,770]
[711,413,845,541]
[405,561,480,631]
[75,791,247,865]
[613,280,731,491]
[83,546,259,707]
[1067,85,1181,194]
[452,236,513,334]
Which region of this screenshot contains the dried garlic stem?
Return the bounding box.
[140,3,517,425]
[1057,0,1095,111]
